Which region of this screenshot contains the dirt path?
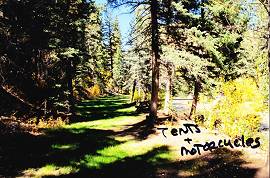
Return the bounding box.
[105,110,269,178]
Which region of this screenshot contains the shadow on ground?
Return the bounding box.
[53,147,258,178]
[0,96,262,178]
[0,131,259,178]
[74,95,138,122]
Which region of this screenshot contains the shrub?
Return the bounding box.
[132,89,143,102]
[86,84,101,98]
[37,117,68,128]
[194,114,206,126]
[204,78,265,138]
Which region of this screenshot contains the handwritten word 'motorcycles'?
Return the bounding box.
[157,124,201,138]
[156,125,261,156]
[181,135,260,156]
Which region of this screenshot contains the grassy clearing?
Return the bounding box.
[3,95,265,178]
[19,95,176,177]
[66,106,142,131]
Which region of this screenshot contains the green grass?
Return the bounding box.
[63,95,174,169]
[22,164,77,177]
[51,143,79,150]
[4,95,259,178]
[67,106,140,130]
[80,140,174,169]
[19,95,174,177]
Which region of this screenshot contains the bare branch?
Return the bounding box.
[109,1,148,9]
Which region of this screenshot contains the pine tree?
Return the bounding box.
[0,0,99,118]
[103,10,124,92]
[112,18,124,91]
[108,0,162,124]
[126,6,152,102]
[160,0,250,118]
[75,4,109,96]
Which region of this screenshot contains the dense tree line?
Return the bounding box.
[0,0,268,125]
[0,0,123,121]
[121,0,268,122]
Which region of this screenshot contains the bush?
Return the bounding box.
[132,89,143,102]
[86,84,101,98]
[204,78,265,138]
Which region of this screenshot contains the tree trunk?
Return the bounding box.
[110,35,113,77]
[67,59,75,117]
[189,79,201,119]
[201,0,205,27]
[266,0,270,170]
[131,79,136,102]
[138,84,141,101]
[163,77,171,115]
[165,0,172,39]
[164,63,173,115]
[188,0,206,120]
[268,0,270,74]
[143,89,147,101]
[149,0,160,125]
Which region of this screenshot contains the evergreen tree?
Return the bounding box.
[103,9,124,92]
[160,0,249,118]
[0,0,99,118]
[126,6,152,101]
[75,4,109,96]
[112,18,124,91]
[108,0,162,124]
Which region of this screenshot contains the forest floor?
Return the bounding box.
[0,95,269,178]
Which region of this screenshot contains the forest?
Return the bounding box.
[0,0,269,177]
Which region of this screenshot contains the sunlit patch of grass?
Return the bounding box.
[51,143,79,150]
[66,111,144,131]
[80,140,165,169]
[22,164,78,177]
[114,135,135,142]
[76,104,107,108]
[115,106,136,113]
[76,95,130,108]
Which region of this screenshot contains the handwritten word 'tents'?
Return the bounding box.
[157,124,201,138]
